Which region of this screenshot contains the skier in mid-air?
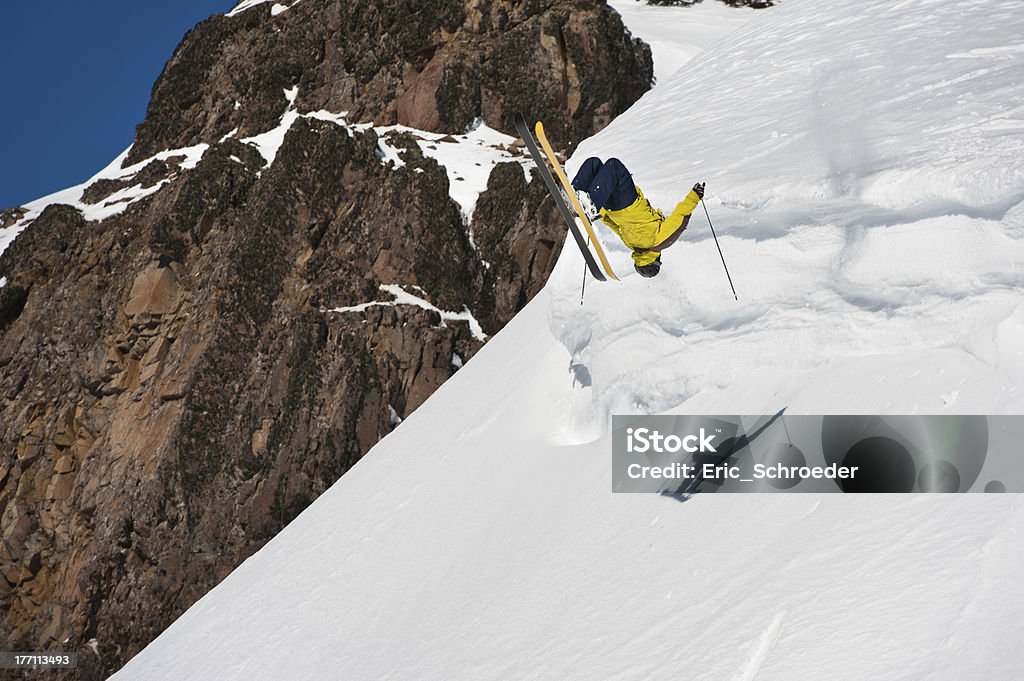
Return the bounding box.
[570,157,704,278]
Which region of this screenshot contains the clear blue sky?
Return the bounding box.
[1,1,234,208]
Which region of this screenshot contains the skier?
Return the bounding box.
[570,157,704,278]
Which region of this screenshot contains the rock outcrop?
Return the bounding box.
[0,0,652,678]
[130,0,652,163]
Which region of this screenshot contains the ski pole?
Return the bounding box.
[700,197,738,301]
[580,236,590,305]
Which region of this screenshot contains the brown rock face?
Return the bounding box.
[0,0,652,678]
[128,0,652,163]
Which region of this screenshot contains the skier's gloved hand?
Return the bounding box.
[692,182,705,200]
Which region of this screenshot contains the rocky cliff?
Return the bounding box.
[0,0,651,678]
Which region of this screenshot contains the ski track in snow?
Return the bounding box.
[733,612,785,681]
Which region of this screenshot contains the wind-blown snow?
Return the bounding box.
[103,0,1024,679]
[326,283,488,342]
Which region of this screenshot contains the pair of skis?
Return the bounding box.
[514,112,618,282]
[516,113,738,299]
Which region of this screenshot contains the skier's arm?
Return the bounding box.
[645,213,692,252]
[636,187,702,252]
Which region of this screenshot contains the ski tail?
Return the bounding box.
[533,122,618,281]
[513,113,614,282]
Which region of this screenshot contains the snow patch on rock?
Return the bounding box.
[325,283,488,342]
[0,81,524,259]
[250,95,531,220]
[226,0,302,18]
[0,143,209,257]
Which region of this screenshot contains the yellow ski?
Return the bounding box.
[534,122,619,282]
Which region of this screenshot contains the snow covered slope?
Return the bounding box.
[556,0,1024,435]
[112,1,1024,679]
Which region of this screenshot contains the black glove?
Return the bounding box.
[692,182,705,199]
